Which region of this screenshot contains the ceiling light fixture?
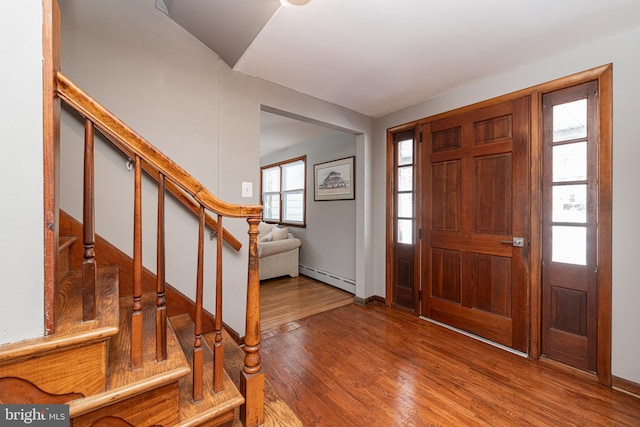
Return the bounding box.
[280,0,311,6]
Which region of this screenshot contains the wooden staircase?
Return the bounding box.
[1,235,248,426]
[0,243,118,406]
[3,4,265,424]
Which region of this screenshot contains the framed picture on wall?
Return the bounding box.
[314,156,355,201]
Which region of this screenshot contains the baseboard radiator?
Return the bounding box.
[299,264,355,294]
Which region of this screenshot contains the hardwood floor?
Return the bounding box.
[260,275,354,332]
[260,303,640,426]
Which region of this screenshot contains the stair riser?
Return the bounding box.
[72,382,180,427]
[0,342,107,397]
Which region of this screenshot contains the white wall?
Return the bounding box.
[58,0,374,336]
[0,1,44,344]
[374,27,640,384]
[261,131,357,287]
[59,0,225,327]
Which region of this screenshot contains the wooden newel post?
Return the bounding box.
[240,217,265,427]
[82,119,96,322]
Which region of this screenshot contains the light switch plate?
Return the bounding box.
[242,182,253,198]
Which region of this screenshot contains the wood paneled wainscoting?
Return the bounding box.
[261,303,640,426]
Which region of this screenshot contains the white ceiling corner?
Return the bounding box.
[155,0,169,15]
[163,0,280,68]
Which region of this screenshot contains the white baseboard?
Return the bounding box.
[299,264,355,294]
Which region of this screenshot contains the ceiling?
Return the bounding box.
[159,0,640,156]
[161,0,640,119]
[161,0,281,68]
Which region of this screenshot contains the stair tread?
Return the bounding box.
[0,267,119,365]
[170,313,245,426]
[70,292,191,417]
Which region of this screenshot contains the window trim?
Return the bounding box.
[260,155,307,227]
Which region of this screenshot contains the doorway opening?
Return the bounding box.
[259,107,358,306]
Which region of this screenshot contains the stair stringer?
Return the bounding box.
[0,267,119,399]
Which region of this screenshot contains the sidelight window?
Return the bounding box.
[395,136,415,244]
[544,84,596,266]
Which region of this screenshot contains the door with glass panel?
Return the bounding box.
[542,82,598,371]
[391,129,419,310]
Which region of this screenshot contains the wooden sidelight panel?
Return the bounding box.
[421,97,530,352]
[387,128,419,311]
[541,81,599,372]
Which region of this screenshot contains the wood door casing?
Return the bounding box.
[421,96,530,352]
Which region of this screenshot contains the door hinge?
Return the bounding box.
[418,228,423,239]
[419,290,422,301]
[419,131,423,143]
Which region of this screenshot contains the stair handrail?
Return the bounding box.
[56,72,261,224]
[56,71,265,426]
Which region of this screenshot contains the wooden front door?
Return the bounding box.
[420,96,530,352]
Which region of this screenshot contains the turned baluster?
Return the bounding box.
[213,214,224,392]
[156,174,167,362]
[240,217,265,427]
[131,156,143,370]
[193,206,206,401]
[82,119,96,322]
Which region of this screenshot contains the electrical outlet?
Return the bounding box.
[242,182,253,198]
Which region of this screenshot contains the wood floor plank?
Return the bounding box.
[202,327,304,427]
[260,303,640,426]
[260,275,353,332]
